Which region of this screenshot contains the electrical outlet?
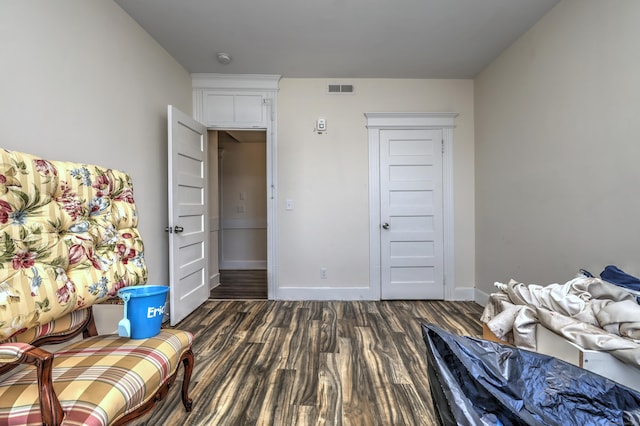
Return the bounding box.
[236,205,245,213]
[320,267,328,279]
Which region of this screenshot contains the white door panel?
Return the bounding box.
[380,129,444,299]
[168,105,209,325]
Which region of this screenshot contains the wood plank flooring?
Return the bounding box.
[132,300,484,425]
[210,270,268,300]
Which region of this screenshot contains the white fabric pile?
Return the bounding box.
[481,275,640,367]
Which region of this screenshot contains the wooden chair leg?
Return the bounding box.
[181,349,195,412]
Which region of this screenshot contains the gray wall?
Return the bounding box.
[474,0,640,294]
[0,1,193,285]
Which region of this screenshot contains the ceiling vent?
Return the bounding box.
[327,84,354,95]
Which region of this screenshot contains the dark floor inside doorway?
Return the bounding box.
[209,270,268,299]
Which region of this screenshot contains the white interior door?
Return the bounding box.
[380,128,444,299]
[168,105,209,325]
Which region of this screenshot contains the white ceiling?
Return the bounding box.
[115,0,559,79]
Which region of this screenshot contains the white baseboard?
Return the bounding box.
[451,287,475,301]
[209,271,220,290]
[275,285,484,302]
[474,288,490,306]
[275,286,376,301]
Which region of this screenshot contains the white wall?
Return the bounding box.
[277,79,475,296]
[474,0,640,294]
[0,1,192,285]
[219,132,267,269]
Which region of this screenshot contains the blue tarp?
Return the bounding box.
[422,323,640,426]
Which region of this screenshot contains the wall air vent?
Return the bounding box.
[327,84,355,94]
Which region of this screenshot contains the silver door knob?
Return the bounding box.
[382,222,390,230]
[174,226,184,233]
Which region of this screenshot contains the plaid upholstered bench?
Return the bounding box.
[0,309,194,425]
[0,149,195,425]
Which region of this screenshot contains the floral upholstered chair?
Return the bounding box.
[0,148,194,425]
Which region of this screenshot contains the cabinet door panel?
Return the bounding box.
[203,93,235,124]
[235,94,264,124]
[202,91,264,127]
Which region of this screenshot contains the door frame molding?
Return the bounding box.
[193,74,280,300]
[365,112,458,300]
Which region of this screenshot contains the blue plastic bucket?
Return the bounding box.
[117,285,169,339]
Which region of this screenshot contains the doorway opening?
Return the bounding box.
[209,130,268,300]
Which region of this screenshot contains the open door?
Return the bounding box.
[167,105,209,325]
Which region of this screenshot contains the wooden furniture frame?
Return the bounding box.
[2,307,194,426]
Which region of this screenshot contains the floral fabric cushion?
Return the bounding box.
[0,149,147,341]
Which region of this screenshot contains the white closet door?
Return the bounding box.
[380,128,444,299]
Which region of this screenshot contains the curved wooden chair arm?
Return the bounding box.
[7,344,64,426]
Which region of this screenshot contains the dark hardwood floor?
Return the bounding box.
[210,270,268,299]
[132,299,484,425]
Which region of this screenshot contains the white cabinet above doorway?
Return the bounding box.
[199,91,266,128]
[192,74,281,128]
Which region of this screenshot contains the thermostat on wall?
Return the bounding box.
[316,118,326,133]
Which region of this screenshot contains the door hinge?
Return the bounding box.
[441,139,445,154]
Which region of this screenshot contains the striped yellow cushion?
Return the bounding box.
[1,309,90,345]
[0,329,192,426]
[0,342,33,363]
